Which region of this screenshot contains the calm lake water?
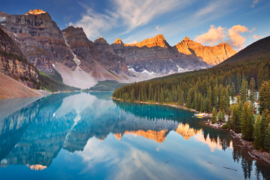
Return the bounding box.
[0,92,269,180]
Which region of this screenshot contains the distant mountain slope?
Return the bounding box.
[89,80,127,92]
[0,72,42,99]
[220,36,270,65]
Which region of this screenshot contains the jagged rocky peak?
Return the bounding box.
[24,9,46,15]
[94,37,107,43]
[94,37,115,54]
[62,26,89,42]
[175,37,237,65]
[130,34,170,48]
[113,38,124,45]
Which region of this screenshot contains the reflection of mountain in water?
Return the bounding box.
[0,92,269,179]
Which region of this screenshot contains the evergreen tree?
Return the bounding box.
[240,80,247,103]
[148,84,153,101]
[194,91,199,111]
[200,95,203,112]
[264,124,270,152]
[254,116,263,150]
[187,89,192,108]
[241,102,254,141]
[212,107,217,124]
[232,103,241,133]
[259,81,270,113]
[214,85,219,108]
[225,86,230,114]
[264,114,270,134]
[220,88,225,111]
[160,88,164,104]
[218,110,225,123]
[249,77,255,103]
[130,89,134,101]
[231,82,236,97]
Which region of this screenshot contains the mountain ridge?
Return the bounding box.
[0,9,238,91]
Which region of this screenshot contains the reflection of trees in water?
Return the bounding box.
[0,94,269,179]
[115,100,270,180]
[232,139,270,180]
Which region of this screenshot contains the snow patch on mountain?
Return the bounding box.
[128,67,136,73]
[141,69,155,76]
[0,17,5,22]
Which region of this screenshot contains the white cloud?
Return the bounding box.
[156,26,160,30]
[251,0,259,8]
[227,25,249,49]
[69,3,117,40]
[195,24,251,50]
[76,136,180,180]
[195,25,226,45]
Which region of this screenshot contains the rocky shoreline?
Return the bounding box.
[111,97,200,113]
[206,120,270,165]
[112,97,270,166]
[230,130,270,165]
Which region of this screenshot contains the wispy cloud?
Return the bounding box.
[122,0,236,45]
[70,0,190,40]
[253,34,262,39]
[251,0,259,8]
[69,3,117,40]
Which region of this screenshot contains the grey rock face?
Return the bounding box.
[0,12,76,74]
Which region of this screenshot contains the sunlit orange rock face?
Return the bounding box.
[29,164,47,171]
[124,130,168,143]
[114,133,122,140]
[175,37,237,65]
[24,9,46,15]
[175,124,202,140]
[111,35,209,74]
[114,130,168,143]
[114,124,202,143]
[127,34,170,48]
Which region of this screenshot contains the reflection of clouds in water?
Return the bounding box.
[54,93,95,118]
[76,136,181,180]
[54,93,115,119]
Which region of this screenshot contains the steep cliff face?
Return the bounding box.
[0,10,76,74]
[175,37,237,65]
[0,28,39,88]
[62,26,128,75]
[111,35,209,74]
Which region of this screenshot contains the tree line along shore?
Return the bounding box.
[112,56,270,154]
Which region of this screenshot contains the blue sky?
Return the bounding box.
[1,0,270,50]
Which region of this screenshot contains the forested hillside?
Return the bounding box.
[113,55,270,112]
[112,36,270,151]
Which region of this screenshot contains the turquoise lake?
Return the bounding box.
[0,92,269,180]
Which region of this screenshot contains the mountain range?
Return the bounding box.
[0,9,237,91]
